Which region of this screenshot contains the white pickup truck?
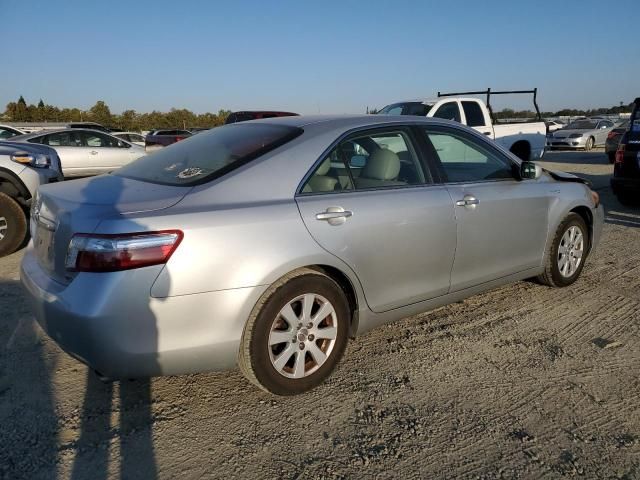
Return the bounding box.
[378,89,546,162]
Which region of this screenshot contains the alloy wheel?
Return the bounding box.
[0,216,7,241]
[557,225,584,278]
[268,293,338,379]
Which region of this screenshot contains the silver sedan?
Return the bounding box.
[547,118,615,150]
[20,115,604,395]
[10,128,145,177]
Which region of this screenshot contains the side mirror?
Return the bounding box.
[520,161,542,180]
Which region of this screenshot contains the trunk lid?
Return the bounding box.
[32,174,191,284]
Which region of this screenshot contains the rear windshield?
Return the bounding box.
[378,102,433,116]
[116,123,303,186]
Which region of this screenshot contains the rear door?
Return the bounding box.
[39,131,89,176]
[420,125,550,292]
[461,100,494,138]
[296,126,457,313]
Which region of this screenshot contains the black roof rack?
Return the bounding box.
[437,88,541,123]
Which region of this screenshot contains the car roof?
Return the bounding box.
[10,128,117,140]
[247,113,454,129]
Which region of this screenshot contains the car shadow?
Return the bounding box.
[0,278,59,479]
[67,173,160,480]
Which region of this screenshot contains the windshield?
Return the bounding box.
[566,120,597,130]
[116,123,302,186]
[378,102,433,116]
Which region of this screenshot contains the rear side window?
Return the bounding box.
[300,129,427,194]
[461,101,486,127]
[117,123,303,186]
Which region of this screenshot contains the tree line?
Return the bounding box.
[2,96,231,131]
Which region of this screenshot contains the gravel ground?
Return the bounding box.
[1,149,639,479]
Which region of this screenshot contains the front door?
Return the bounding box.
[420,125,551,292]
[296,127,457,313]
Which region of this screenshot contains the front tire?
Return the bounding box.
[584,137,594,151]
[0,192,27,258]
[239,268,350,395]
[537,213,588,288]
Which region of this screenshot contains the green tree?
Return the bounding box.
[88,100,113,126]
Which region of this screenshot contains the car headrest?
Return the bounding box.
[316,158,331,176]
[362,149,400,180]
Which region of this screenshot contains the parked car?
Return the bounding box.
[5,121,111,134]
[20,115,603,395]
[9,129,145,177]
[605,120,629,163]
[611,98,640,205]
[145,129,192,151]
[225,111,299,124]
[378,89,547,162]
[113,132,146,147]
[547,119,615,150]
[0,124,26,140]
[545,120,565,133]
[0,141,63,257]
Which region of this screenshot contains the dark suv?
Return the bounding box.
[611,98,640,205]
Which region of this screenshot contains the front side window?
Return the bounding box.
[0,127,20,139]
[432,102,461,123]
[423,128,514,183]
[301,129,427,194]
[117,123,302,186]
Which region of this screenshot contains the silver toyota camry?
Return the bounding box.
[20,115,604,395]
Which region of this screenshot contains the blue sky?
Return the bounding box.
[1,0,638,114]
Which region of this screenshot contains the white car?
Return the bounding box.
[545,120,565,133]
[378,89,547,162]
[113,132,146,147]
[10,129,145,177]
[0,124,26,140]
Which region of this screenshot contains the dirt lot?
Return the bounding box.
[1,149,639,479]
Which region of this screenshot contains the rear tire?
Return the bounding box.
[537,213,588,288]
[0,192,27,258]
[616,191,638,206]
[239,268,350,395]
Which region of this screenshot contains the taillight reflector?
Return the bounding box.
[615,144,625,164]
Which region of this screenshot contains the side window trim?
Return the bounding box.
[296,125,434,196]
[421,125,519,184]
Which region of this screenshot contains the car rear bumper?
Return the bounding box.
[611,176,640,193]
[20,247,267,379]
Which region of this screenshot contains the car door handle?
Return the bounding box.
[90,150,98,155]
[316,207,353,226]
[455,196,479,207]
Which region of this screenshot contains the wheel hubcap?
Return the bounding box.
[557,225,584,278]
[268,293,338,379]
[0,216,7,241]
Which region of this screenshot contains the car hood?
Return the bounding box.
[544,168,591,187]
[552,129,592,137]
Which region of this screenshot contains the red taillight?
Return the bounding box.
[607,131,619,140]
[66,230,183,272]
[175,136,185,142]
[615,144,626,164]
